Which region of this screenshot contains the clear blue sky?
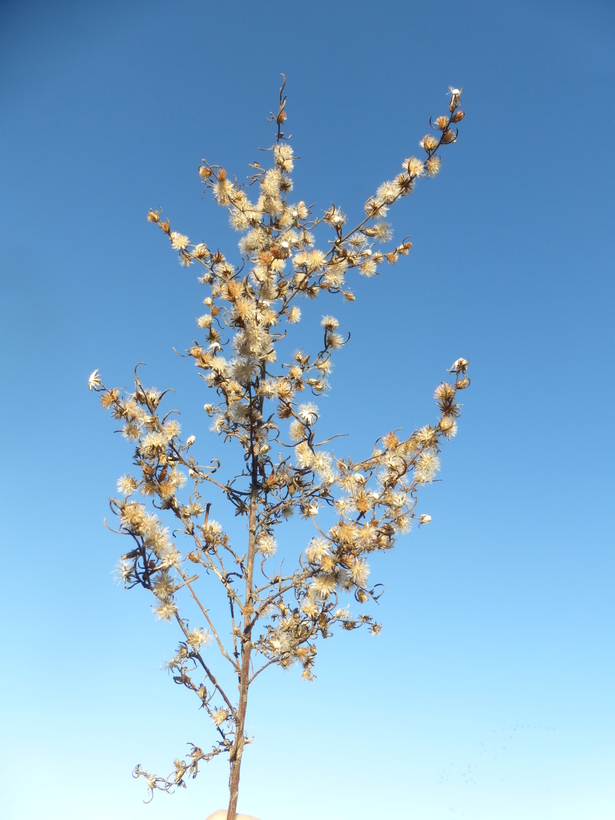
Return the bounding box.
[1,1,613,819]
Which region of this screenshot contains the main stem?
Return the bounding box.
[226,394,261,820]
[226,644,251,819]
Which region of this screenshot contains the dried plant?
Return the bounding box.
[89,78,469,820]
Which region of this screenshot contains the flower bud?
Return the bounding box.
[449,357,469,373]
[447,87,462,112]
[426,156,442,176]
[419,134,438,153]
[88,369,102,391]
[272,241,291,259]
[450,109,465,123]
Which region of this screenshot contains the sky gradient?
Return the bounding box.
[1,1,614,819]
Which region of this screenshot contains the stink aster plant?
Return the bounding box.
[90,78,469,820]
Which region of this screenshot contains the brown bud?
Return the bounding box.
[276,400,293,417]
[450,109,465,123]
[441,129,457,144]
[271,241,291,259]
[434,116,449,131]
[355,493,371,513]
[227,280,243,300]
[259,250,274,265]
[146,209,160,223]
[383,431,400,449]
[456,378,470,390]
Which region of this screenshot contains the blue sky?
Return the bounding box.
[1,1,614,819]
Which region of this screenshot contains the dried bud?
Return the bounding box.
[88,369,102,391]
[449,357,469,374]
[272,241,291,259]
[441,129,457,144]
[146,209,160,223]
[192,243,209,259]
[450,109,465,123]
[419,134,438,153]
[419,514,432,526]
[456,378,470,390]
[434,116,449,131]
[212,709,229,726]
[198,164,212,180]
[404,156,425,178]
[383,431,399,449]
[259,250,274,265]
[447,86,462,112]
[426,156,442,176]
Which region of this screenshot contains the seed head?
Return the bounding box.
[88,369,102,391]
[420,134,438,153]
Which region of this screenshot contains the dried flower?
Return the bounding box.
[420,134,438,153]
[88,369,102,391]
[449,357,469,374]
[256,534,277,557]
[170,232,190,250]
